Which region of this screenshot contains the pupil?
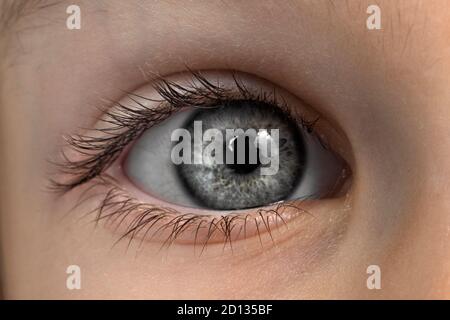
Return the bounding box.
[226,136,260,174]
[176,100,305,210]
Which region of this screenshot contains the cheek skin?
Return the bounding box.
[40,190,353,299]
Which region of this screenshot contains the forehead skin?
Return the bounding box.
[0,0,449,299]
[1,0,449,113]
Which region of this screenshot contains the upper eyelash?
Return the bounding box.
[50,70,322,193]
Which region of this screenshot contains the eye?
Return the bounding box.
[124,98,347,210]
[53,70,352,248]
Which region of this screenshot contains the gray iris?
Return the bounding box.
[177,101,305,210]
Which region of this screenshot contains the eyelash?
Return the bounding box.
[76,176,310,252]
[50,70,327,250]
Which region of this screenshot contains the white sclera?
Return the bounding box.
[125,109,345,208]
[291,132,344,199]
[124,110,198,207]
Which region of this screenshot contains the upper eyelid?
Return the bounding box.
[50,71,326,193]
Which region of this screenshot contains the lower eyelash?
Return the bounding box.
[75,175,310,252]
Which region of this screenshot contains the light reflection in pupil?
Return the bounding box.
[226,135,261,174]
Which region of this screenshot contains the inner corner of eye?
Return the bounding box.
[118,76,351,213]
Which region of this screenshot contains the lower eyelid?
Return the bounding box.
[73,174,339,250]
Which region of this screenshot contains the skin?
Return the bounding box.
[0,0,449,299]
